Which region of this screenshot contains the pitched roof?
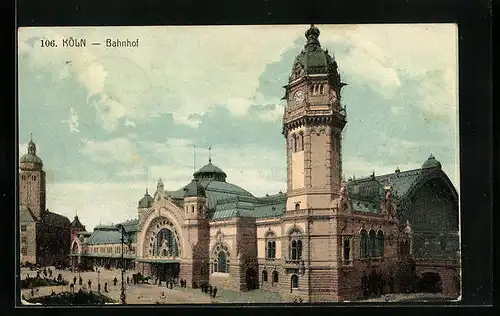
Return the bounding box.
[43,211,71,227]
[71,215,85,229]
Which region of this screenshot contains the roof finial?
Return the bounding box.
[145,166,148,194]
[30,133,33,142]
[75,209,78,217]
[208,146,212,164]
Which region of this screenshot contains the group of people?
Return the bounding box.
[200,283,218,298]
[155,278,176,289]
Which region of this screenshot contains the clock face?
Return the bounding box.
[293,90,305,104]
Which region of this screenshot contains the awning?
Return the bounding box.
[69,253,135,259]
[135,258,181,264]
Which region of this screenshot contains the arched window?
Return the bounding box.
[272,271,279,283]
[289,229,303,260]
[360,229,368,259]
[213,244,230,273]
[191,205,195,213]
[217,251,227,273]
[369,230,376,258]
[320,84,324,94]
[266,240,276,260]
[290,134,296,153]
[262,270,268,282]
[297,240,303,260]
[377,231,385,257]
[294,134,299,152]
[295,203,300,211]
[291,274,299,289]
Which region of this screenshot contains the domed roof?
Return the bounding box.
[193,160,227,182]
[422,154,442,169]
[289,25,342,87]
[20,140,43,166]
[138,190,154,208]
[183,179,206,198]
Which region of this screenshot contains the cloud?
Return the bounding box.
[80,137,140,165]
[18,25,459,230]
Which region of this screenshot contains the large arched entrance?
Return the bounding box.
[245,268,259,291]
[137,214,184,283]
[418,272,442,293]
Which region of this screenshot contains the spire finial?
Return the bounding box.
[30,133,33,142]
[75,209,78,217]
[208,146,212,164]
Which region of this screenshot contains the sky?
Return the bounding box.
[17,24,459,231]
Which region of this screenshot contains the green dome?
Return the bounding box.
[138,191,154,208]
[422,154,442,169]
[289,25,342,87]
[20,140,43,166]
[193,161,227,182]
[183,179,206,198]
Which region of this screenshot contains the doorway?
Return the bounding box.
[245,268,259,291]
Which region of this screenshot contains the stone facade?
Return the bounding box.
[69,25,460,302]
[19,140,71,266]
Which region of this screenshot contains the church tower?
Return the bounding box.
[19,138,46,219]
[283,25,347,212]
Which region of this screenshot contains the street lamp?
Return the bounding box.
[97,269,101,293]
[115,224,130,305]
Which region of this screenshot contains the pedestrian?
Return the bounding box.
[127,276,129,284]
[79,276,82,285]
[169,282,173,289]
[70,283,74,293]
[104,283,108,293]
[113,277,117,286]
[88,279,92,290]
[73,276,77,285]
[98,283,101,293]
[213,287,217,298]
[299,298,303,303]
[209,285,213,296]
[31,288,34,297]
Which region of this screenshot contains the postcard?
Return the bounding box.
[17,24,460,305]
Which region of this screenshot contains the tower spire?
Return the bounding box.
[193,143,196,173]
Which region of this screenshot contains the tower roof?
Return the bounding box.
[421,154,442,169]
[289,25,342,87]
[193,161,227,182]
[20,140,43,166]
[138,190,154,208]
[71,215,85,230]
[183,179,206,198]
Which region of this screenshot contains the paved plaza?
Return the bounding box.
[20,266,285,304]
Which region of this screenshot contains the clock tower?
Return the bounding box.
[282,25,347,212]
